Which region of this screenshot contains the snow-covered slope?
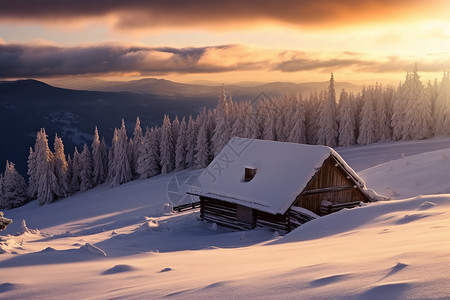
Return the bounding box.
[1,139,450,299]
[360,148,450,198]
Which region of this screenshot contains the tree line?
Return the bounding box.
[0,69,449,209]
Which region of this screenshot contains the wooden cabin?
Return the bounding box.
[189,137,382,233]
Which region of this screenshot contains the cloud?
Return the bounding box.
[0,1,448,30]
[0,43,265,78]
[0,42,447,79]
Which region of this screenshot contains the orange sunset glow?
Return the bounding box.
[0,0,449,84]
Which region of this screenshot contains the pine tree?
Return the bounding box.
[378,85,393,141]
[33,129,59,205]
[317,73,339,147]
[194,117,210,169]
[70,147,82,193]
[338,90,357,146]
[172,116,180,153]
[175,117,187,171]
[262,100,277,141]
[185,116,197,168]
[434,72,450,135]
[91,127,107,186]
[287,96,306,143]
[27,147,38,199]
[137,127,161,178]
[230,102,246,138]
[110,119,132,186]
[160,115,175,175]
[211,84,230,156]
[426,80,438,134]
[3,161,28,208]
[54,134,69,198]
[130,117,144,175]
[391,81,406,140]
[404,68,432,139]
[0,173,5,209]
[305,91,322,145]
[107,128,118,184]
[79,144,93,192]
[66,154,73,190]
[357,86,378,145]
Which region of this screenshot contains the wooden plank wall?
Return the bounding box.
[293,156,370,215]
[201,197,317,233]
[200,197,254,230]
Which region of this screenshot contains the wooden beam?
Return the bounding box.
[302,185,354,195]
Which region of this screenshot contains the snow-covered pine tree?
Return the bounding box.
[426,80,439,134]
[100,137,108,177]
[305,91,322,145]
[79,144,93,192]
[262,99,277,141]
[27,147,38,199]
[230,102,247,138]
[53,134,69,198]
[107,128,118,184]
[357,85,378,145]
[194,115,210,169]
[377,85,393,141]
[403,68,432,140]
[338,89,357,146]
[137,127,161,178]
[70,147,82,193]
[91,127,107,186]
[0,173,5,209]
[160,115,175,175]
[131,117,143,175]
[33,129,59,205]
[434,72,450,135]
[317,74,338,147]
[172,116,180,153]
[287,95,306,143]
[110,119,133,186]
[206,110,216,163]
[66,154,73,191]
[391,80,406,140]
[3,161,28,208]
[243,102,256,139]
[185,115,197,168]
[211,84,230,156]
[175,117,187,171]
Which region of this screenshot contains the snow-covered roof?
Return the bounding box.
[190,137,368,215]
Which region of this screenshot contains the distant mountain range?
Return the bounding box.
[47,77,360,99]
[0,79,215,176]
[0,78,360,176]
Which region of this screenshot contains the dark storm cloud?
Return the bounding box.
[0,43,445,78]
[0,0,446,29]
[0,43,249,78]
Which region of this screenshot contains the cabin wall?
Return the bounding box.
[200,197,254,230]
[293,157,370,215]
[200,197,315,232]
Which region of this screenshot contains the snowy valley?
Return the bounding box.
[1,137,450,299]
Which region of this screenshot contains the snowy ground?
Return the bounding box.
[2,138,450,299]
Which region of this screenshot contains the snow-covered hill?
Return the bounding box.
[1,139,450,299]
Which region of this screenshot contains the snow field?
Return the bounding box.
[1,140,450,299]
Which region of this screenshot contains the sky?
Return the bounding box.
[0,0,449,85]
